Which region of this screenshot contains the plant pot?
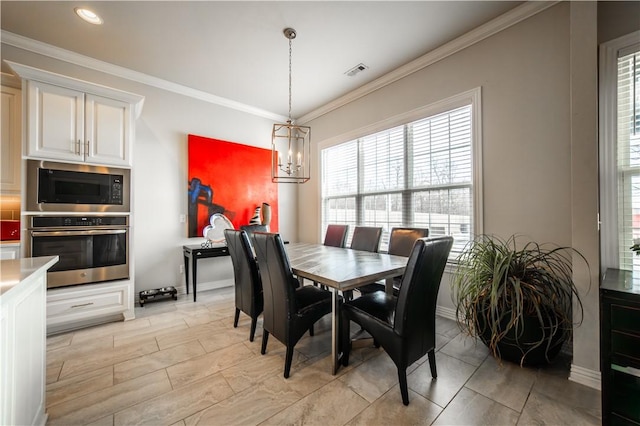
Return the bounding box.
[476,309,566,366]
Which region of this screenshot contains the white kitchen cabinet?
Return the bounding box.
[1,256,58,426]
[6,61,143,168]
[25,80,132,166]
[0,243,20,260]
[1,85,22,193]
[46,279,134,334]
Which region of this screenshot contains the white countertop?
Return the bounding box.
[0,256,59,296]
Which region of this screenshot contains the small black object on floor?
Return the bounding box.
[139,286,177,307]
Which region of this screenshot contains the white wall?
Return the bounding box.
[1,43,298,294]
[299,3,601,380]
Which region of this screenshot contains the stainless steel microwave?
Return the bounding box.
[26,160,130,212]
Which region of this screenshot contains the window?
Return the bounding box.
[321,89,482,260]
[600,32,640,271]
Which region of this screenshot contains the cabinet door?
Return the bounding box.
[85,94,131,166]
[1,86,22,193]
[26,80,84,162]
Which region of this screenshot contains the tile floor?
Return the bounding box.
[45,287,602,425]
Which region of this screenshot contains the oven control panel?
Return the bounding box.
[30,216,128,228]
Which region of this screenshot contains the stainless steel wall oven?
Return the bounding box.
[26,216,129,289]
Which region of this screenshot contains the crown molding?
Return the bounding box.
[1,30,288,122]
[297,0,559,124]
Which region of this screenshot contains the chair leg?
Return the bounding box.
[233,308,240,328]
[249,317,258,342]
[284,345,294,378]
[428,349,437,378]
[341,315,351,366]
[261,331,269,355]
[397,367,410,406]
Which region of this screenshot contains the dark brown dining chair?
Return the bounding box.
[323,224,349,248]
[350,226,382,252]
[341,236,454,405]
[250,232,334,378]
[224,229,263,342]
[358,227,429,295]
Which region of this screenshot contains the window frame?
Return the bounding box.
[599,31,640,270]
[318,87,483,262]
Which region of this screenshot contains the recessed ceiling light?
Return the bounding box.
[74,7,103,25]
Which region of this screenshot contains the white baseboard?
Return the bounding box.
[436,305,457,321]
[569,364,601,390]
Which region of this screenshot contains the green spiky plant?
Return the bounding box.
[452,235,587,366]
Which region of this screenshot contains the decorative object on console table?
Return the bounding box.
[261,202,271,231]
[249,206,261,225]
[600,268,640,426]
[187,134,278,237]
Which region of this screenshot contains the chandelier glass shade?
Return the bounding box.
[271,28,311,184]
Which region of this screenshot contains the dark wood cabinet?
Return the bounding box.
[601,269,640,426]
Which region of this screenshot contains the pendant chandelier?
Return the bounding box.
[272,27,311,184]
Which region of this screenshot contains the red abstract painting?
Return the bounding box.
[187,134,278,237]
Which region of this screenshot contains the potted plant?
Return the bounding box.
[452,235,586,366]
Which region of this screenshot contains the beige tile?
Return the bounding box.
[113,323,190,348]
[47,361,63,385]
[169,421,185,426]
[347,387,442,425]
[261,379,369,425]
[184,373,302,426]
[147,307,211,326]
[70,317,152,344]
[435,316,461,338]
[47,366,113,407]
[47,333,74,350]
[439,333,489,366]
[114,373,234,426]
[166,341,255,388]
[114,340,206,384]
[518,391,600,425]
[220,350,288,393]
[407,351,477,408]
[465,355,537,412]
[532,368,602,420]
[86,414,114,426]
[268,353,344,397]
[432,387,519,425]
[182,309,231,327]
[197,327,248,353]
[154,321,228,350]
[47,334,115,367]
[47,370,172,425]
[59,339,159,379]
[339,351,403,403]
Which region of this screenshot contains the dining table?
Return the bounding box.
[285,242,409,374]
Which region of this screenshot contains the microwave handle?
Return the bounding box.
[31,229,127,237]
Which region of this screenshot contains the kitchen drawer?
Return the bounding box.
[47,281,131,327]
[612,331,640,368]
[612,303,640,336]
[611,367,640,424]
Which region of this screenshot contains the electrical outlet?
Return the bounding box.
[179,264,184,274]
[179,214,186,223]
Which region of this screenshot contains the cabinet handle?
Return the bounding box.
[85,140,90,157]
[70,302,94,308]
[612,364,640,378]
[76,139,81,155]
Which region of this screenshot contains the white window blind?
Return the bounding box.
[321,103,476,258]
[617,48,640,270]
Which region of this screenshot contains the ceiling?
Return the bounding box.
[1,1,522,120]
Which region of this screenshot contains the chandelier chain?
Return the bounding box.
[288,36,292,121]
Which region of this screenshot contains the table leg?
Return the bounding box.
[184,254,190,295]
[385,277,394,295]
[192,257,197,302]
[331,287,339,375]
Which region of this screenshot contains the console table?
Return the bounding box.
[182,244,229,302]
[600,268,640,425]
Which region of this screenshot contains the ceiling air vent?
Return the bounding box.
[344,63,369,77]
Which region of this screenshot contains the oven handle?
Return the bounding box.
[31,229,127,237]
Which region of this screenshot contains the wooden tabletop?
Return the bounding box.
[286,242,407,292]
